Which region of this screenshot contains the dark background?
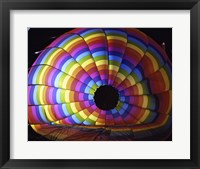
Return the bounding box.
[28,28,172,141]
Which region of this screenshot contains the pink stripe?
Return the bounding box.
[28,87,31,105]
[54,53,69,68]
[54,105,62,119]
[79,73,89,83]
[79,93,84,101]
[48,87,54,104]
[32,106,41,123]
[70,45,87,56]
[75,81,82,91]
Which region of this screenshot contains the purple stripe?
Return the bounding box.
[54,105,63,119]
[48,87,54,104]
[54,53,68,68]
[47,68,57,86]
[84,101,91,108]
[28,86,32,105]
[91,104,97,110]
[28,67,36,84]
[28,86,35,105]
[49,34,71,47]
[79,93,84,101]
[70,45,87,57]
[33,48,51,66]
[90,72,99,79]
[108,46,125,53]
[31,106,41,123]
[79,73,89,83]
[75,81,82,91]
[89,43,106,50]
[68,116,75,124]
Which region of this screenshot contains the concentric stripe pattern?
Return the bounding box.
[28,28,172,141]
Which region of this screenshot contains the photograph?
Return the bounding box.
[28,28,172,141]
[1,0,200,168]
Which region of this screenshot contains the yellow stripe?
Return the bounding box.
[166,90,172,114]
[64,91,70,102]
[127,43,144,56]
[116,72,126,81]
[96,122,105,125]
[146,52,159,71]
[132,115,169,132]
[109,65,119,72]
[62,75,71,89]
[107,36,127,43]
[44,105,55,121]
[54,120,60,124]
[136,121,141,124]
[68,63,79,75]
[140,110,150,122]
[79,110,88,119]
[81,58,94,68]
[37,67,49,84]
[89,114,98,121]
[30,125,38,132]
[70,102,79,112]
[160,68,170,90]
[63,38,81,50]
[126,75,136,86]
[84,33,105,41]
[136,83,143,95]
[95,60,107,66]
[142,96,148,108]
[38,86,46,104]
[46,49,61,65]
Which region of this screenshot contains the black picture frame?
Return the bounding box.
[0,0,199,168]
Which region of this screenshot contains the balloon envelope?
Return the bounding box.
[28,28,172,141]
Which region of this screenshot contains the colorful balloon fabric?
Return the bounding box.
[28,28,172,141]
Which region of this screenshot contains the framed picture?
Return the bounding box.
[0,0,199,168]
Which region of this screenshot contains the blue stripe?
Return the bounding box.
[149,45,165,65]
[128,36,147,50]
[133,67,143,81]
[39,106,49,122]
[33,86,38,105]
[91,47,107,54]
[72,115,82,124]
[61,58,74,72]
[57,55,72,70]
[28,67,37,84]
[40,48,57,64]
[54,72,63,88]
[74,48,90,60]
[58,34,77,48]
[56,89,61,103]
[29,87,34,105]
[80,29,100,37]
[109,55,122,62]
[35,106,45,122]
[32,66,42,84]
[52,88,58,103]
[120,63,132,73]
[104,29,126,36]
[76,51,90,62]
[92,50,107,57]
[57,104,67,118]
[33,48,51,65]
[62,104,71,116]
[50,70,60,86]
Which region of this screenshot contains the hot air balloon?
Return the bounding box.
[28,28,172,141]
